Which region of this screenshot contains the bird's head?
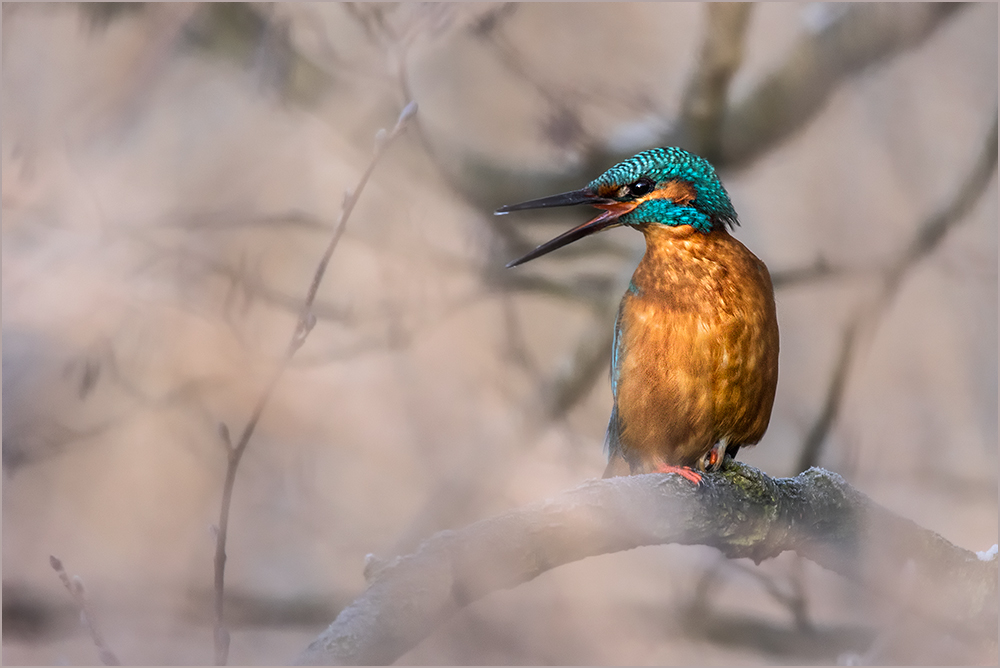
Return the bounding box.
[497,147,738,267]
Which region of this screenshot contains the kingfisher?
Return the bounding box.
[497,147,779,484]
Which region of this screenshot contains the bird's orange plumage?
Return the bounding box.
[605,224,778,476]
[499,147,779,484]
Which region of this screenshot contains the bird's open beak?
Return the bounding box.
[495,188,636,267]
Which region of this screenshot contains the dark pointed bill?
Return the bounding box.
[494,188,612,214]
[497,188,634,267]
[504,208,623,267]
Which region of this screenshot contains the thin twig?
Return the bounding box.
[729,558,814,633]
[211,100,417,666]
[50,555,122,666]
[689,553,813,637]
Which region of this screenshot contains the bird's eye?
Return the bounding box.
[625,178,655,198]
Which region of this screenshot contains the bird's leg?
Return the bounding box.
[653,463,703,485]
[698,440,728,473]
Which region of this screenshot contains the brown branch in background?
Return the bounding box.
[499,291,543,381]
[795,112,997,473]
[210,101,417,666]
[688,551,815,636]
[295,462,998,666]
[499,273,616,306]
[455,3,965,208]
[537,291,620,422]
[795,315,862,474]
[49,556,121,666]
[679,3,753,162]
[76,3,198,138]
[730,557,813,633]
[721,3,964,168]
[770,256,854,288]
[134,238,354,325]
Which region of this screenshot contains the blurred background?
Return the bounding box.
[2,3,996,665]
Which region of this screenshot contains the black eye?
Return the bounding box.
[625,178,655,198]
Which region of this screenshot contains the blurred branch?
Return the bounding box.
[50,556,121,666]
[679,3,753,163]
[770,256,855,288]
[133,238,354,325]
[296,462,998,665]
[721,3,965,167]
[795,111,998,472]
[79,3,198,135]
[690,551,815,637]
[457,3,966,207]
[535,290,620,422]
[729,557,813,633]
[184,3,330,103]
[500,272,620,306]
[210,101,417,665]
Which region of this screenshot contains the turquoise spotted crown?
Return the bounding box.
[588,147,739,229]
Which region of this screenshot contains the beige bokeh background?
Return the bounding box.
[3,3,996,665]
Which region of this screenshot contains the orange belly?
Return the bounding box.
[609,225,778,472]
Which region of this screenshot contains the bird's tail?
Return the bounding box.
[603,406,629,477]
[602,452,630,478]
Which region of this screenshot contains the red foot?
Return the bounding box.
[654,463,703,485]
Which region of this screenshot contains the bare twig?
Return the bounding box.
[730,558,814,633]
[689,551,813,644]
[795,112,997,473]
[296,462,997,665]
[211,101,417,665]
[50,555,121,666]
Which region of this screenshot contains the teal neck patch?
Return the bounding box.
[621,198,714,233]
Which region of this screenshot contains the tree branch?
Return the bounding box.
[295,462,998,665]
[721,3,965,167]
[679,3,754,162]
[459,4,965,208]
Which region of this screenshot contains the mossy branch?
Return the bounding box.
[296,462,998,665]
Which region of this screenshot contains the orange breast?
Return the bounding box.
[611,225,778,471]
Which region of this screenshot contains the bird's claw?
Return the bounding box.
[654,463,703,485]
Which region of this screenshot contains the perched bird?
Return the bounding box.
[497,147,778,484]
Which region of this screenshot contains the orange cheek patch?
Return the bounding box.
[643,180,696,205]
[594,200,639,216]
